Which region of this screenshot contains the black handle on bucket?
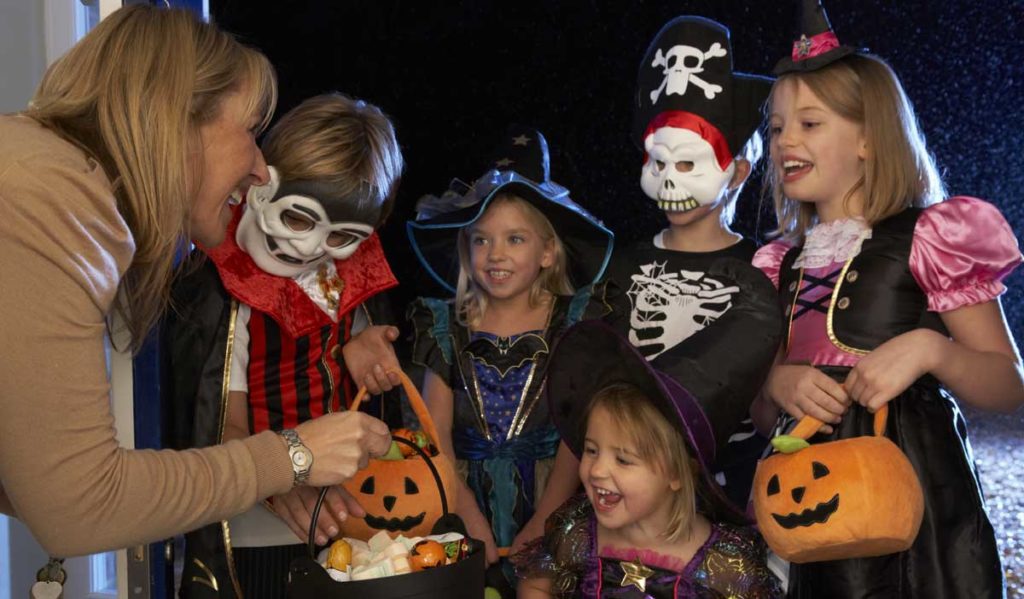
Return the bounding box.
[307,434,450,557]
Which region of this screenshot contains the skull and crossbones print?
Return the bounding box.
[626,260,739,360]
[649,42,728,103]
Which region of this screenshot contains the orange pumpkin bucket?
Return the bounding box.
[752,405,924,563]
[338,370,459,540]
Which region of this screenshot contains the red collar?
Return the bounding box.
[203,206,398,338]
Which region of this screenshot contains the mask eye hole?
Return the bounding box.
[281,209,314,232]
[812,462,830,479]
[674,161,695,173]
[326,231,359,248]
[655,160,666,172]
[767,474,780,496]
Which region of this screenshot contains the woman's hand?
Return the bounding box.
[342,325,402,394]
[272,484,366,545]
[845,329,940,412]
[765,363,850,432]
[295,411,391,486]
[509,514,544,556]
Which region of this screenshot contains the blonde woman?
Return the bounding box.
[0,5,390,558]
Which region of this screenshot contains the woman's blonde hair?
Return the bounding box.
[27,4,276,352]
[766,54,945,243]
[261,93,404,227]
[586,383,697,542]
[454,194,573,328]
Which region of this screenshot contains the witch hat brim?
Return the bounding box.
[406,171,614,295]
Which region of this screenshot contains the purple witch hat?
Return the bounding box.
[774,0,859,75]
[546,320,748,523]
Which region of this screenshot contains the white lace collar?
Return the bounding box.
[793,218,872,269]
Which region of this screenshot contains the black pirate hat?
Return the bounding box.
[773,0,860,75]
[408,127,613,294]
[633,16,772,165]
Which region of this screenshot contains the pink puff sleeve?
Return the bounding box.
[752,241,793,290]
[910,196,1023,312]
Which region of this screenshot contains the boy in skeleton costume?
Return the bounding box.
[604,16,782,508]
[165,94,404,599]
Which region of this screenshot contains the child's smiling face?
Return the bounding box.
[769,77,867,220]
[580,404,681,538]
[467,199,554,306]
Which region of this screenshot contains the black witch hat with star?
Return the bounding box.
[633,16,772,165]
[408,126,614,294]
[773,0,860,75]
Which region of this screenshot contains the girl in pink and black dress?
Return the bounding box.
[750,3,1023,598]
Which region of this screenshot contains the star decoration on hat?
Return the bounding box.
[796,34,812,57]
[495,158,515,167]
[512,134,531,146]
[619,558,655,592]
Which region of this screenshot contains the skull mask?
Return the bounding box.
[640,126,735,213]
[237,166,378,277]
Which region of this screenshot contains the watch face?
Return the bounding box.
[292,448,312,469]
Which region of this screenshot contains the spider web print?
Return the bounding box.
[626,260,738,359]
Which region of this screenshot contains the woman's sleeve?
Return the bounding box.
[910,196,1023,312]
[752,241,793,290]
[407,297,455,385]
[0,158,293,557]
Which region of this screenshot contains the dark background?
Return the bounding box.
[211,0,1024,339]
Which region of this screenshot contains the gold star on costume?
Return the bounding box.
[495,157,515,167]
[511,134,531,146]
[619,558,655,592]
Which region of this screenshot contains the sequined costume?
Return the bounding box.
[408,285,614,549]
[753,197,1022,598]
[513,495,782,598]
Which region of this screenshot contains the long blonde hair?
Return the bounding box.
[261,93,404,228]
[27,4,276,352]
[454,194,573,328]
[586,383,697,542]
[766,54,945,243]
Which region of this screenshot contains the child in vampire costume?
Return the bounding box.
[164,94,404,599]
[602,16,783,508]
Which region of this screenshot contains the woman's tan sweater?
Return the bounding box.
[0,115,293,557]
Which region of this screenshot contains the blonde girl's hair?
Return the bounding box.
[26,4,277,353]
[454,194,573,329]
[587,383,697,542]
[766,53,946,243]
[261,93,404,227]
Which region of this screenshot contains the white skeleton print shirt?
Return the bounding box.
[610,235,757,361]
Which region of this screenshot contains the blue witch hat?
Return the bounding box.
[407,126,614,294]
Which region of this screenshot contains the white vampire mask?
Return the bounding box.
[237,166,376,277]
[640,126,735,213]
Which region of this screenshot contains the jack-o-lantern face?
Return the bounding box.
[358,474,425,532]
[753,435,923,563]
[339,448,458,541]
[764,461,839,529]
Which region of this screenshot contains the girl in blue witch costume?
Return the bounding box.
[407,128,616,591]
[750,1,1023,597]
[514,321,782,598]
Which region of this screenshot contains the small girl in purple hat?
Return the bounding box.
[514,321,782,598]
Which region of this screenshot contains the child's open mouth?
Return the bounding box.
[487,269,511,281]
[594,487,623,511]
[782,159,812,181]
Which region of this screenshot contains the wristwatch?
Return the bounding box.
[278,428,314,486]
